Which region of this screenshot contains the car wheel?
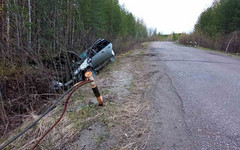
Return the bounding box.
[110,57,115,62]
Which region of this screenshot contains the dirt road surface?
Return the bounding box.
[145,42,240,150]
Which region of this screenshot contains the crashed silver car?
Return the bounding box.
[51,38,115,90]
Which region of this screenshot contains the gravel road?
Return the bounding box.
[145,42,240,150]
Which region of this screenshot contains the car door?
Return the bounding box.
[104,43,113,59]
[91,47,108,69]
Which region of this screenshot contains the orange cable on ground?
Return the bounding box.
[31,80,91,150]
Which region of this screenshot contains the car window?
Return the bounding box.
[80,50,87,60]
[95,40,110,52]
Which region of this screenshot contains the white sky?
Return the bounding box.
[118,0,213,34]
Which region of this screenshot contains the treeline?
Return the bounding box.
[148,28,181,41]
[0,0,149,135]
[147,28,171,41]
[179,0,240,53]
[0,0,148,61]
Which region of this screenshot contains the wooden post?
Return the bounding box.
[225,32,236,53]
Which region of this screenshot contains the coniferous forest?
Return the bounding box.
[0,0,149,135]
[179,0,240,53]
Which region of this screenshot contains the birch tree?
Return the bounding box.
[28,0,31,48]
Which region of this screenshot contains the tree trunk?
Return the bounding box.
[72,17,75,49]
[14,0,20,50]
[69,0,73,50]
[225,32,236,53]
[1,0,5,45]
[0,0,4,30]
[28,0,32,49]
[6,0,9,49]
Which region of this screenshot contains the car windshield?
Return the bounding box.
[79,50,87,60]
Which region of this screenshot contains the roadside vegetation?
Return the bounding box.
[0,43,151,149]
[179,0,240,54]
[0,0,151,137]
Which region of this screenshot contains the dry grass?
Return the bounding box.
[108,99,150,149]
[2,103,78,150]
[1,84,108,150]
[98,44,151,149]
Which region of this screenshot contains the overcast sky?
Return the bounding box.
[118,0,213,34]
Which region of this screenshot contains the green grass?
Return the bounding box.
[94,133,109,147]
[68,100,119,131]
[68,104,99,129]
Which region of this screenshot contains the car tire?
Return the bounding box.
[110,57,115,62]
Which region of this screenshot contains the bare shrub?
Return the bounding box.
[216,31,240,53]
[179,31,240,54]
[0,66,54,136]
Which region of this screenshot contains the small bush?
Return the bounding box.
[0,66,54,135]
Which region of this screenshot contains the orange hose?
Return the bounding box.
[31,80,92,150]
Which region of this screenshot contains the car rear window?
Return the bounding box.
[95,40,110,52]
